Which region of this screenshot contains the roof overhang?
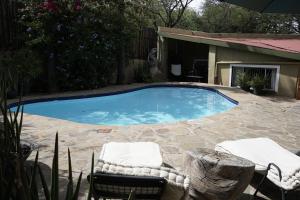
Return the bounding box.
[158,27,300,61]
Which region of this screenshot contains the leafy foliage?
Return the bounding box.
[248,75,267,95]
[176,8,202,30]
[0,70,83,199]
[0,48,42,94]
[179,0,300,34]
[0,71,137,199]
[18,0,136,91]
[134,0,194,28]
[236,72,251,91]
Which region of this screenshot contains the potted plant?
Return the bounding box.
[249,75,266,95]
[236,72,251,91]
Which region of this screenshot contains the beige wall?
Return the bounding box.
[217,63,230,86]
[215,46,300,98]
[278,64,299,97]
[216,46,291,63]
[158,38,300,98]
[208,45,216,84]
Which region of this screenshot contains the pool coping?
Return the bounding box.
[8,83,238,109]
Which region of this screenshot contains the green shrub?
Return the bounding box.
[248,75,266,95]
[0,48,42,95]
[0,71,135,200]
[236,72,251,91]
[0,71,83,199]
[18,0,136,91]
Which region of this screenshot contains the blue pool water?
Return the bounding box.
[11,87,237,125]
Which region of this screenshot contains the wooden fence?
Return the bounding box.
[129,28,157,60]
[0,0,17,50]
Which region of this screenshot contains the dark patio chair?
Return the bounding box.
[87,172,166,200]
[251,149,300,200]
[252,163,300,200]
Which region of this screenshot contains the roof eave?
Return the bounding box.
[158,29,300,61]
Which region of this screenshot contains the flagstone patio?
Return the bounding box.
[19,82,300,199]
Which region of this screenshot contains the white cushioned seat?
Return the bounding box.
[95,160,190,200]
[215,138,300,190]
[99,142,163,168]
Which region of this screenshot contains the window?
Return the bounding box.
[229,64,280,92]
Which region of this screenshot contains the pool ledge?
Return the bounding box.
[8,83,239,108]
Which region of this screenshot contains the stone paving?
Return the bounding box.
[18,82,300,199]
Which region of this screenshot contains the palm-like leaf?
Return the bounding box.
[72,172,82,200]
[65,148,73,200]
[38,165,50,200]
[51,133,59,200]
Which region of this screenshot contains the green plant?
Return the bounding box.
[249,75,266,95]
[0,48,42,96]
[0,71,28,199]
[18,0,137,91]
[1,70,135,200]
[236,71,251,91]
[0,69,82,200]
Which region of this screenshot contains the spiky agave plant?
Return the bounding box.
[0,68,30,199]
[0,68,134,200]
[38,133,83,200]
[0,69,83,200]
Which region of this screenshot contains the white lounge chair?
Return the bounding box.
[88,142,190,200]
[99,142,163,168]
[215,138,300,200]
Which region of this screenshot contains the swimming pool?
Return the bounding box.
[10,86,237,125]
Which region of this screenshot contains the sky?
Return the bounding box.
[189,0,205,11]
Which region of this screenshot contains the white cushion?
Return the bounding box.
[99,142,163,168]
[95,160,190,200]
[215,138,300,190]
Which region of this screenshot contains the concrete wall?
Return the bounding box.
[216,46,290,63]
[208,45,216,84]
[278,64,300,97]
[215,46,300,97]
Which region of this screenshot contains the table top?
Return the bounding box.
[187,148,255,168]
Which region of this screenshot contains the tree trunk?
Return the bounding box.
[184,148,255,200]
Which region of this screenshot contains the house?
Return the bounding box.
[157,27,300,99]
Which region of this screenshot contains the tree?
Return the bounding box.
[0,0,18,50]
[199,0,300,34]
[175,8,202,30]
[136,0,194,28]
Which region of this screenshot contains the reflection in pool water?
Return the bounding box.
[11,87,237,125]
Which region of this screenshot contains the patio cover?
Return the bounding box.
[219,0,300,14]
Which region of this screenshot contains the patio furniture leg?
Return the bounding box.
[252,163,285,200]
